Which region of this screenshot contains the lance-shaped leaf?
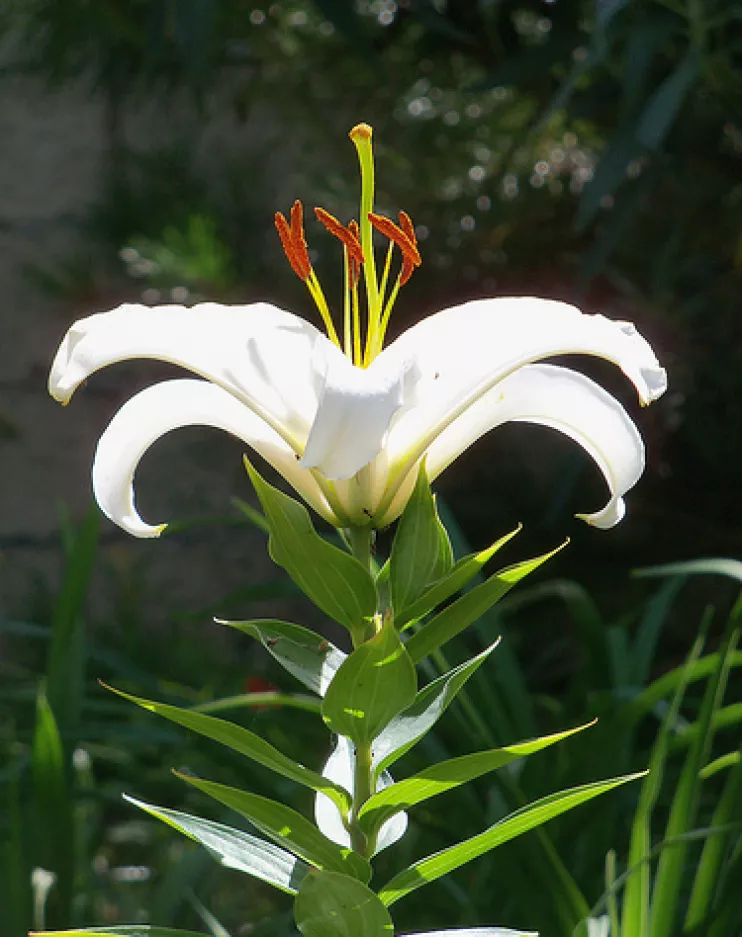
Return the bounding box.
[177,772,371,883]
[400,930,537,937]
[322,617,417,745]
[405,546,565,663]
[294,870,395,937]
[360,722,594,836]
[246,459,377,637]
[125,795,310,894]
[218,618,346,696]
[372,643,499,778]
[396,527,522,629]
[378,772,645,906]
[390,462,453,617]
[106,684,351,815]
[33,929,212,936]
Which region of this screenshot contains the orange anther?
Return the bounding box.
[368,212,422,266]
[397,211,419,285]
[314,207,365,266]
[348,219,362,288]
[275,200,311,281]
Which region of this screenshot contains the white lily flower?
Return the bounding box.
[48,125,666,537]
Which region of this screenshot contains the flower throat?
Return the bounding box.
[274,123,421,368]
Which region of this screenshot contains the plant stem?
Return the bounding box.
[345,522,378,856]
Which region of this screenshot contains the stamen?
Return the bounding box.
[274,211,310,281]
[314,208,365,266]
[368,212,422,268]
[397,211,419,286]
[275,199,340,348]
[290,200,312,279]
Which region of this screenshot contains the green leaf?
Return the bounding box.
[636,49,701,151]
[294,870,394,937]
[245,459,377,637]
[124,795,310,894]
[405,546,564,664]
[47,503,99,737]
[322,617,417,745]
[33,687,74,926]
[650,628,738,937]
[634,557,742,582]
[218,618,346,696]
[372,643,499,778]
[32,929,211,936]
[378,772,645,906]
[105,684,351,815]
[400,930,537,936]
[359,722,594,837]
[396,527,522,629]
[390,462,453,618]
[621,634,705,937]
[176,773,371,882]
[685,743,742,930]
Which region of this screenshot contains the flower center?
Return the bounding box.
[274,123,422,368]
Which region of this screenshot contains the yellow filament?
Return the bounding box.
[307,270,341,347]
[342,245,352,359]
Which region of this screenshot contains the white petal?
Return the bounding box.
[300,343,410,480]
[425,364,644,528]
[314,736,408,854]
[382,297,665,463]
[49,301,327,449]
[92,378,338,537]
[376,297,664,517]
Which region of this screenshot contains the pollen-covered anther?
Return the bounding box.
[274,200,311,281]
[314,207,365,266]
[368,211,422,285]
[397,210,420,286]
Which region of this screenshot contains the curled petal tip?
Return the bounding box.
[641,366,668,405]
[576,496,626,530]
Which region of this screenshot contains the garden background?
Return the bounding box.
[1,2,741,935]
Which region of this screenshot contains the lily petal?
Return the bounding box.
[92,378,339,537]
[49,301,327,451]
[315,735,408,854]
[383,298,664,458]
[301,344,410,480]
[425,364,644,528]
[376,297,665,515]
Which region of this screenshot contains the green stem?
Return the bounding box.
[345,522,378,857]
[350,740,376,856]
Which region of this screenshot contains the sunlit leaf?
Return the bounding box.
[379,773,645,906]
[105,684,351,814]
[176,772,371,883]
[294,870,394,937]
[124,796,310,894]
